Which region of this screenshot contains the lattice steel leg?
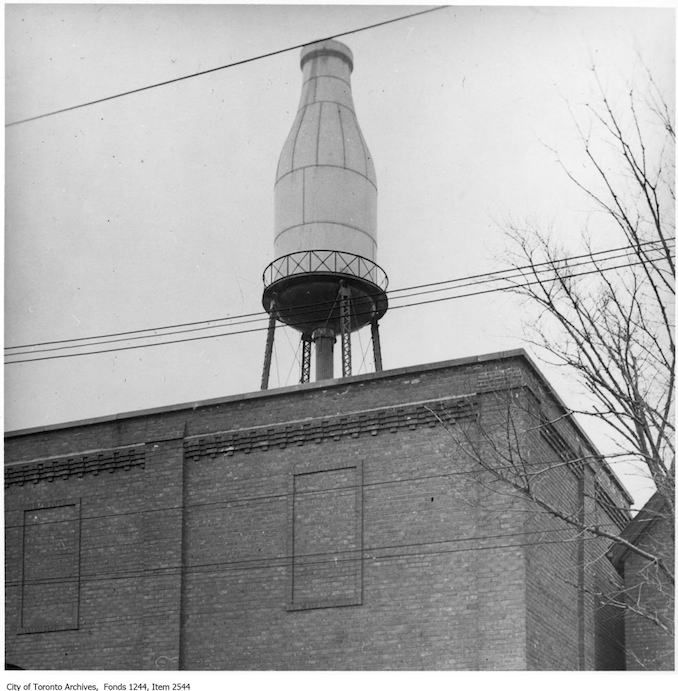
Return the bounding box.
[261,303,277,391]
[339,282,352,377]
[371,319,383,372]
[300,334,312,384]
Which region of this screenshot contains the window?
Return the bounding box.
[288,463,362,610]
[21,502,81,633]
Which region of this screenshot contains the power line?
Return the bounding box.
[5,253,671,364]
[4,251,673,365]
[391,243,671,301]
[6,245,651,356]
[3,453,640,532]
[387,237,673,295]
[6,527,613,588]
[5,6,448,128]
[6,236,669,349]
[5,237,673,354]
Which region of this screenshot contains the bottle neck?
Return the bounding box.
[297,53,355,112]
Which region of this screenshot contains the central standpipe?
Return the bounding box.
[313,328,336,380]
[261,40,388,386]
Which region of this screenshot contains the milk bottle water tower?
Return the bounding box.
[261,40,389,388]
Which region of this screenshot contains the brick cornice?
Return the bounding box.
[184,395,478,461]
[4,445,145,488]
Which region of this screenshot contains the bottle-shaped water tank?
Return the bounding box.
[261,40,388,386]
[274,40,377,261]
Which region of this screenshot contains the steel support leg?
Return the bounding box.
[300,334,312,384]
[339,282,352,377]
[260,302,277,391]
[371,319,383,372]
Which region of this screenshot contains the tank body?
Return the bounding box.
[274,40,378,262]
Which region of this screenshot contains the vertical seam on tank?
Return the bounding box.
[290,109,306,170]
[316,102,323,166]
[337,104,347,168]
[358,126,369,179]
[302,167,306,224]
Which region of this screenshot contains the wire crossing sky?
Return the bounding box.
[5,237,671,351]
[5,241,673,363]
[5,5,447,127]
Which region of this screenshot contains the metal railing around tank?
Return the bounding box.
[262,250,389,291]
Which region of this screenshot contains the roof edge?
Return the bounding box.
[516,350,634,505]
[4,349,528,437]
[3,348,632,504]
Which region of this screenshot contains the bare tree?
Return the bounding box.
[512,69,673,496]
[440,67,674,657]
[518,72,672,511]
[518,68,674,640]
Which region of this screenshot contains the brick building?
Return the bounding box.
[5,350,632,670]
[609,492,675,670]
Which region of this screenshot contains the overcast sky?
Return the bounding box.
[4,3,674,505]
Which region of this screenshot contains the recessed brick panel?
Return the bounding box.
[21,502,80,634]
[289,464,362,610]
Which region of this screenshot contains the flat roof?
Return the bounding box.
[3,348,632,503]
[5,349,528,436]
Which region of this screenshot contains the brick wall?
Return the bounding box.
[623,513,674,670]
[4,352,630,670]
[180,414,528,669]
[5,458,148,668]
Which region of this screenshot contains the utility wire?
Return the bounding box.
[4,252,673,365]
[5,244,658,357]
[6,236,669,349]
[7,527,614,588]
[5,6,448,128]
[3,455,638,532]
[5,237,672,353]
[392,241,673,299]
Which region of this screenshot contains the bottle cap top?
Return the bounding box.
[300,39,353,73]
